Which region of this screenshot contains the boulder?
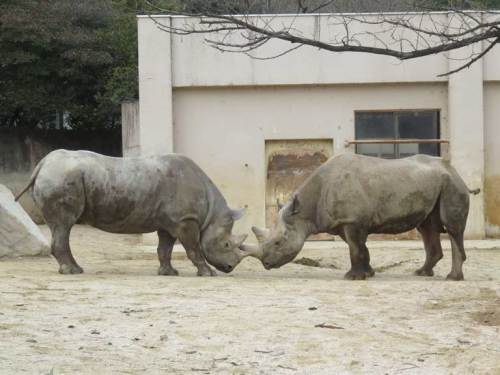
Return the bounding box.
[0,184,50,257]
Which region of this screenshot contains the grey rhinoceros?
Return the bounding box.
[242,153,480,281]
[16,150,250,276]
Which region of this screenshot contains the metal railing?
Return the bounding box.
[344,139,449,147]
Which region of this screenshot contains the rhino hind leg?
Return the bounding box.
[415,209,443,277]
[50,225,83,274]
[439,179,469,281]
[34,178,85,275]
[446,232,466,281]
[157,229,179,276]
[341,226,374,280]
[177,220,216,277]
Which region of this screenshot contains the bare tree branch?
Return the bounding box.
[142,0,500,76]
[246,43,304,59]
[438,36,500,76]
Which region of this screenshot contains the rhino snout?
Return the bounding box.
[221,264,233,273]
[262,261,273,270]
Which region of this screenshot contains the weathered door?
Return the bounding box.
[265,139,333,240]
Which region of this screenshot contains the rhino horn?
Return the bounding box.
[231,234,248,248]
[238,243,263,260]
[230,208,246,221]
[251,226,270,243]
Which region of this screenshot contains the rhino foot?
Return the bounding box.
[344,268,373,280]
[59,264,84,275]
[158,266,179,276]
[446,271,464,281]
[415,268,434,277]
[365,267,375,278]
[197,266,217,277]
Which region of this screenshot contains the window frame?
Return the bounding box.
[354,109,441,158]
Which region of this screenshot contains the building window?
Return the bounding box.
[355,110,440,159]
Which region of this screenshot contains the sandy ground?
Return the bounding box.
[1,225,500,375]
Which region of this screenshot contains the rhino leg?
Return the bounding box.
[33,168,85,274]
[446,232,466,281]
[177,220,216,277]
[342,226,374,280]
[415,212,443,277]
[51,225,83,275]
[157,230,179,276]
[439,180,468,281]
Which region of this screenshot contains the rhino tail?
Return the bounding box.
[15,158,46,201]
[468,187,481,195]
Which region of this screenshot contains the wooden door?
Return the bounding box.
[265,139,333,241]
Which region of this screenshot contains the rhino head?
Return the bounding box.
[200,208,254,273]
[241,195,309,269]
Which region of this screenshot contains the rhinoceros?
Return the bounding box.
[16,150,250,276]
[242,153,480,281]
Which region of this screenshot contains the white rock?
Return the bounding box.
[0,184,50,257]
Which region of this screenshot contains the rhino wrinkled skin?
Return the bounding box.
[16,150,249,276]
[247,153,479,281]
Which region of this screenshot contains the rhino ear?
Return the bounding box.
[230,208,245,221]
[251,226,270,243]
[290,194,300,215]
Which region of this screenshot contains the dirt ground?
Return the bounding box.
[1,225,500,375]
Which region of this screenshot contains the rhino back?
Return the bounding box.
[297,154,446,233]
[35,150,216,234]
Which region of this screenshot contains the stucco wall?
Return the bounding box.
[448,42,485,238]
[137,17,173,155]
[484,82,500,237]
[172,83,448,234]
[166,14,448,87]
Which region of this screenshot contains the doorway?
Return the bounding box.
[265,139,333,240]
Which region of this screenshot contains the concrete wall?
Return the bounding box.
[484,83,500,237]
[172,83,448,233]
[167,14,449,87]
[121,101,141,157]
[448,41,485,238]
[138,13,500,238]
[137,17,173,155]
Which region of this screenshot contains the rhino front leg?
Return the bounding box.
[342,225,374,280]
[177,220,216,277]
[157,230,179,276]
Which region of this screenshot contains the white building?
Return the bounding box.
[134,13,500,239]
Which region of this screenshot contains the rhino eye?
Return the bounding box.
[224,242,230,248]
[275,241,281,246]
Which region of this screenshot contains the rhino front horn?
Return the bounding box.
[239,243,263,260]
[231,234,248,248]
[251,226,270,243]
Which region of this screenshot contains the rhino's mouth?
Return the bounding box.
[263,261,283,270]
[205,258,236,273]
[218,264,234,273]
[262,252,298,270]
